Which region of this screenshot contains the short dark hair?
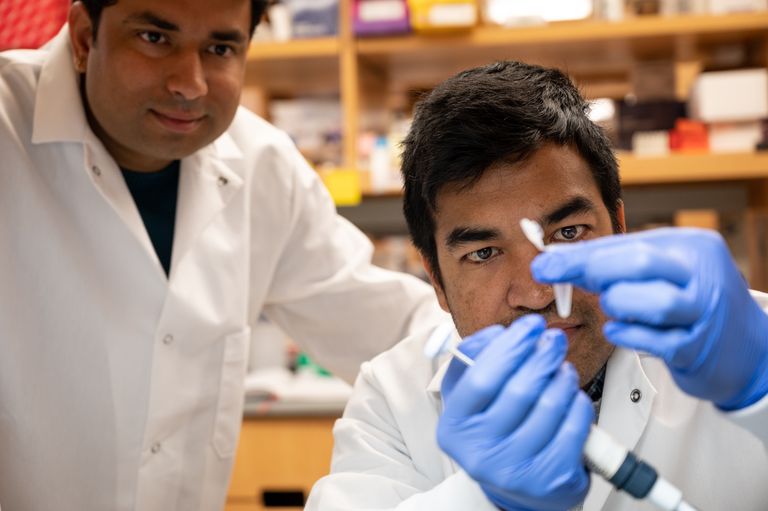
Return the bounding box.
[75,0,269,39]
[401,60,622,287]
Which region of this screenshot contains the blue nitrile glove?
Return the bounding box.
[438,315,594,511]
[532,227,768,410]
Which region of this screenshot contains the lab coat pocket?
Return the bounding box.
[212,327,251,459]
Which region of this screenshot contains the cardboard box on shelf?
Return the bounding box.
[689,69,768,123]
[354,0,411,36]
[407,0,478,32]
[708,0,767,14]
[285,0,339,38]
[709,121,764,154]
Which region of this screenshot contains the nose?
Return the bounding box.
[506,247,555,313]
[166,50,208,101]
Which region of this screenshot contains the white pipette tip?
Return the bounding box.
[450,347,476,367]
[423,322,476,367]
[520,218,573,318]
[423,323,456,360]
[553,283,573,318]
[520,218,546,251]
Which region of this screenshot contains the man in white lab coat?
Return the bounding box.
[0,1,444,510]
[307,61,768,510]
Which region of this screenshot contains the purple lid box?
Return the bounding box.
[353,0,412,36]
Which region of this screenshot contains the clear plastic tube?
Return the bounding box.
[520,218,572,318]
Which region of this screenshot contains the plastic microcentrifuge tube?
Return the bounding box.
[423,326,699,511]
[520,218,573,318]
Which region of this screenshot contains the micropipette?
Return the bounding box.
[520,218,573,318]
[424,326,699,511]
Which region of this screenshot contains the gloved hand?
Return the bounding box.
[438,315,594,511]
[532,227,768,410]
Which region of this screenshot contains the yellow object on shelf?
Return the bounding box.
[407,0,478,32]
[319,168,363,206]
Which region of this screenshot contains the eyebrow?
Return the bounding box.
[445,227,501,252]
[125,12,179,31]
[124,11,247,44]
[540,196,597,227]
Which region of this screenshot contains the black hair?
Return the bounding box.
[75,0,269,39]
[401,60,622,287]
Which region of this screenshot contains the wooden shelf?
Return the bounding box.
[246,13,768,60]
[356,12,768,55]
[620,152,768,185]
[357,153,768,198]
[248,37,340,61]
[243,7,768,191]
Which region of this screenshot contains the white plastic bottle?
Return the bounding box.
[369,136,392,193]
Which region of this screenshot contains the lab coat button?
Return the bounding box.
[150,442,161,454]
[630,389,642,403]
[162,334,174,345]
[91,165,101,177]
[217,176,228,187]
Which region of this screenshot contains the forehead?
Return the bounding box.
[104,0,251,32]
[433,144,605,229]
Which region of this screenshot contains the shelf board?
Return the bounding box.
[248,37,340,61]
[358,152,768,198]
[356,12,768,55]
[620,152,768,185]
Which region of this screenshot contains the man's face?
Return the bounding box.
[69,0,251,171]
[429,143,624,386]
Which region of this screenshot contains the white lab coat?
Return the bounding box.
[307,293,768,511]
[0,28,445,511]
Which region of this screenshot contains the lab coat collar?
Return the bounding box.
[170,136,244,276]
[426,327,461,395]
[29,25,245,278]
[32,25,89,145]
[427,357,451,395]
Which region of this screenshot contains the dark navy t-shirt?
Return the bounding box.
[121,160,180,276]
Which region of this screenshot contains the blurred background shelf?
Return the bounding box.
[620,152,768,185]
[355,12,768,55]
[248,37,341,60]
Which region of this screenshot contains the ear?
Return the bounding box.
[68,2,94,73]
[615,199,627,233]
[420,254,450,313]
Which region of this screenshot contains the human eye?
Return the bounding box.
[138,31,167,45]
[551,225,587,243]
[208,44,235,57]
[465,247,501,263]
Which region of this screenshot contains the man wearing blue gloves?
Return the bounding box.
[307,60,768,511]
[533,228,768,412]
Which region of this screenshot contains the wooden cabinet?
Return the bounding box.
[225,416,338,511]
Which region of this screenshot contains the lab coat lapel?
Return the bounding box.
[426,329,471,479]
[171,135,243,276]
[31,26,164,277]
[583,348,657,510]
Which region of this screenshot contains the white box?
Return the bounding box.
[708,0,767,14]
[689,69,768,123]
[632,130,670,157]
[709,121,763,153]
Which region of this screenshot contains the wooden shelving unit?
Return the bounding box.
[620,152,768,185]
[247,37,340,60]
[355,12,768,55]
[246,9,768,190]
